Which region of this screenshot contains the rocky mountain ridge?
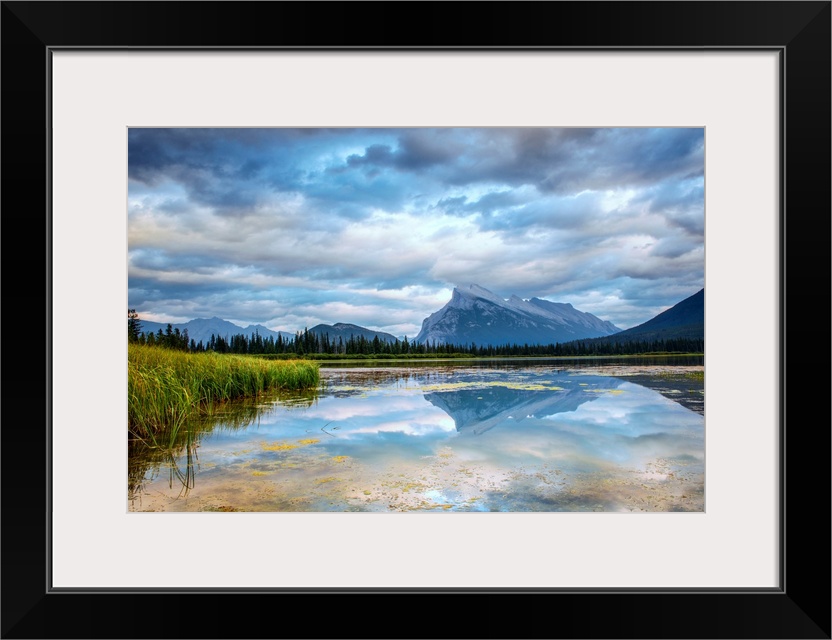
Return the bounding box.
[415,284,620,346]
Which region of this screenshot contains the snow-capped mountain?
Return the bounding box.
[414,284,620,347]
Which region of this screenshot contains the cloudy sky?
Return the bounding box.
[128,127,704,336]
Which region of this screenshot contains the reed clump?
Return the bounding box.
[128,344,319,438]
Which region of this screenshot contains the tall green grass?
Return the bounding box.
[128,344,319,438]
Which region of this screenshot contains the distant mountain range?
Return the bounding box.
[137,317,294,346]
[137,316,397,347]
[414,284,621,346]
[309,323,398,344]
[135,286,703,349]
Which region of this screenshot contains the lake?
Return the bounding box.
[128,358,704,513]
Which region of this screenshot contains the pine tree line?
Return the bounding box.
[130,309,702,357]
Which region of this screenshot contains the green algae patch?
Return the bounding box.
[418,382,477,392]
[499,381,564,391]
[261,438,321,452]
[260,441,298,452]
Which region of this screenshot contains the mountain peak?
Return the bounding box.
[456,283,496,296]
[416,285,620,346]
[453,284,508,306]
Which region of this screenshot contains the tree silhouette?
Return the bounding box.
[128,309,141,342]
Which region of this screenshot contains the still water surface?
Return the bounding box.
[129,359,704,512]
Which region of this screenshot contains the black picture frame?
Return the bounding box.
[2,2,829,638]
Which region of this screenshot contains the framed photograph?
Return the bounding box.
[3,2,829,638]
[125,124,708,519]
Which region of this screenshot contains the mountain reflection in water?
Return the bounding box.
[425,384,594,435]
[129,362,704,513]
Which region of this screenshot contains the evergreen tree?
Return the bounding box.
[128,309,141,342]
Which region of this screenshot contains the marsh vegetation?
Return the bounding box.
[128,344,319,440]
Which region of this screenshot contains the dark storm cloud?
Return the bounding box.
[449,127,704,195]
[339,130,463,173]
[647,184,705,237]
[129,128,367,213]
[345,144,394,168]
[128,127,704,331]
[326,129,704,230]
[394,129,464,169]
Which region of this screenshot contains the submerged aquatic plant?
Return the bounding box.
[128,396,312,501]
